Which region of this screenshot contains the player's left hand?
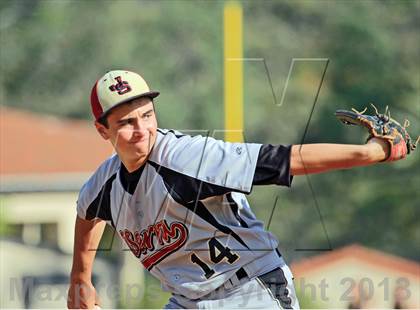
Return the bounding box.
[67,279,99,309]
[335,104,419,162]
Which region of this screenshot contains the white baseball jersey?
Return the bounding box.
[77,129,293,299]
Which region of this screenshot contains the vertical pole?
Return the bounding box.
[224,1,243,142]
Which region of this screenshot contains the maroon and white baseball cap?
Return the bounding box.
[90,70,159,120]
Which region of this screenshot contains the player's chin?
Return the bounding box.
[129,144,152,158]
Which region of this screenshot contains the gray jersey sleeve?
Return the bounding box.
[76,154,120,221]
[150,130,262,194]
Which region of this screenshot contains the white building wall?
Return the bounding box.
[1,192,79,253]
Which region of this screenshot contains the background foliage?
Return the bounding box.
[1,0,419,308]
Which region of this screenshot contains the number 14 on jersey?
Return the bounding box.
[190,237,240,279]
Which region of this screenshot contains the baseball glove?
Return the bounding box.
[335,104,419,162]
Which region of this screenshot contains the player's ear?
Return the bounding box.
[94,121,110,140]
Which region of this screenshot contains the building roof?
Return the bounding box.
[0,106,114,191]
[291,244,420,278]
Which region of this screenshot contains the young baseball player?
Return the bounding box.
[67,70,416,309]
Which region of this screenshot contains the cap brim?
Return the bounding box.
[98,91,160,120]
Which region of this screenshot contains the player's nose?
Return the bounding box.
[132,118,147,136]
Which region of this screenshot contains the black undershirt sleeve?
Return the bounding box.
[253,144,293,187]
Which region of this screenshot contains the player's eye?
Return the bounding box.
[119,119,131,126]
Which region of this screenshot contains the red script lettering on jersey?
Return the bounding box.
[119,220,189,270]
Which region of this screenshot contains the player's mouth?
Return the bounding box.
[129,136,149,144]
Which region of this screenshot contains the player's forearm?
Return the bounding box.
[70,216,106,281]
[290,139,388,175]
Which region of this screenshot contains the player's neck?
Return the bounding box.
[119,155,148,173]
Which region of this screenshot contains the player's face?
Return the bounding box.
[96,97,158,166]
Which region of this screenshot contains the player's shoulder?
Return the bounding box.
[78,153,121,198]
[151,128,210,164]
[154,128,205,152]
[155,128,188,142]
[150,128,263,192]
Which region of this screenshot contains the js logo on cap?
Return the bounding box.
[109,76,132,95]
